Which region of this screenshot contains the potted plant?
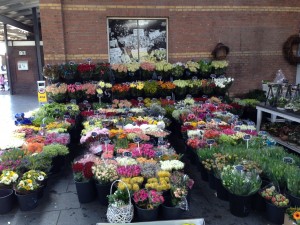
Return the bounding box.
[185,60,199,78]
[155,60,172,81]
[94,62,110,82]
[277,97,289,110]
[126,62,140,82]
[22,170,47,199]
[143,81,159,98]
[221,165,262,217]
[140,62,155,81]
[198,60,212,79]
[261,185,290,224]
[111,64,128,83]
[171,63,185,79]
[170,171,194,203]
[211,60,229,76]
[0,170,18,213]
[77,63,96,82]
[15,178,40,211]
[92,163,118,205]
[43,144,69,174]
[72,161,96,203]
[133,189,164,221]
[173,80,188,100]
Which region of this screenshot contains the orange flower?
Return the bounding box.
[119,133,127,139]
[25,142,44,154]
[128,143,138,149]
[294,211,300,220]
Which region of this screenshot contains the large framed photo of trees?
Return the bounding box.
[107,18,168,64]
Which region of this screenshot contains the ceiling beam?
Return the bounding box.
[0,2,39,15]
[0,15,33,32]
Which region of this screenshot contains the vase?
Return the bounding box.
[135,205,159,222]
[15,191,38,211]
[75,179,96,203]
[228,192,253,217]
[265,201,288,224]
[215,176,229,201]
[208,172,216,190]
[161,197,183,220]
[0,189,14,214]
[95,182,111,206]
[285,190,300,207]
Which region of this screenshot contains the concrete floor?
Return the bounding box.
[0,94,275,225]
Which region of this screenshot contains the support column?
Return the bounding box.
[3,24,12,95]
[32,7,43,80]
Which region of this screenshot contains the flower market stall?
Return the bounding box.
[1,58,300,225]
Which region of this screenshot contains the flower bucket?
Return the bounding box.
[228,192,253,217]
[266,201,288,224]
[135,205,159,222]
[285,190,300,207]
[15,191,38,211]
[95,182,111,206]
[161,197,184,220]
[75,179,96,203]
[0,189,14,214]
[215,176,229,201]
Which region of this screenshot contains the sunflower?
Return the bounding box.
[294,211,300,220]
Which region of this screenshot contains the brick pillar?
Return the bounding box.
[40,0,66,64]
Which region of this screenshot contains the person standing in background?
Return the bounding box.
[0,74,5,91]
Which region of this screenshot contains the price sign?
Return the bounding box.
[158,76,162,81]
[155,151,163,157]
[192,76,198,81]
[83,100,89,104]
[283,157,294,164]
[97,94,103,98]
[125,108,130,112]
[197,125,206,129]
[41,124,46,128]
[138,97,143,102]
[94,110,100,115]
[48,99,54,103]
[152,98,157,102]
[205,100,211,104]
[128,72,134,77]
[247,121,255,126]
[123,151,132,157]
[128,113,133,117]
[166,96,172,101]
[55,109,60,113]
[91,132,97,137]
[214,103,219,107]
[222,111,227,115]
[89,121,95,125]
[186,94,192,99]
[75,82,82,86]
[134,137,142,143]
[235,165,244,172]
[214,118,221,124]
[234,126,241,132]
[219,96,223,100]
[70,99,77,104]
[227,119,234,124]
[67,106,72,110]
[202,95,208,98]
[243,135,251,140]
[236,121,243,126]
[219,75,226,79]
[258,131,267,136]
[210,74,216,79]
[55,82,61,87]
[206,139,215,145]
[64,115,70,119]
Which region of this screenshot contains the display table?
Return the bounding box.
[256,104,300,131]
[97,218,205,225]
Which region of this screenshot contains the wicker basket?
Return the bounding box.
[106,180,134,223]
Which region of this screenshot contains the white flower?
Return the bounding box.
[37,175,44,181]
[187,130,201,138]
[160,160,184,171]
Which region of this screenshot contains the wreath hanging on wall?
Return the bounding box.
[283,34,300,65]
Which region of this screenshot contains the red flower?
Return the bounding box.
[72,163,84,173]
[83,161,94,179]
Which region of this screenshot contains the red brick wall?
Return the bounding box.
[39,0,300,94]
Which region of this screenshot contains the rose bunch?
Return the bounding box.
[117,165,141,177]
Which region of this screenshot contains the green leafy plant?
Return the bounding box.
[24,153,52,172]
[287,167,300,197]
[108,189,131,207]
[42,144,69,158]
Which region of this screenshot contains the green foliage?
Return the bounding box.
[0,148,25,161]
[286,167,300,197]
[24,154,52,172]
[43,144,69,158]
[108,189,130,207]
[244,89,267,102]
[198,60,212,73]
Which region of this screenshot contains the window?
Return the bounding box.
[108,18,167,64]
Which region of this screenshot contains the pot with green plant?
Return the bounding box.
[0,170,19,213]
[21,170,47,199]
[277,97,288,110]
[198,60,212,79]
[143,81,159,98]
[221,165,262,217]
[43,144,69,174]
[72,161,96,203]
[286,167,300,207]
[261,185,290,224]
[197,147,219,182]
[92,163,118,206]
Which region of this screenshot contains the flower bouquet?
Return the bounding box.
[155,61,172,81]
[198,60,212,79]
[185,61,199,78]
[46,83,68,103]
[173,80,188,100]
[171,63,185,79]
[133,189,164,209]
[211,60,229,76]
[140,62,155,81]
[94,62,110,82]
[158,81,175,98]
[130,82,144,98]
[160,160,184,172]
[43,64,60,83]
[82,83,97,101]
[77,63,96,82]
[213,77,234,96]
[67,84,84,101]
[188,79,202,96]
[92,163,118,185]
[201,80,216,96]
[59,62,78,83]
[126,62,140,82]
[143,81,159,98]
[111,64,128,83]
[112,83,130,99]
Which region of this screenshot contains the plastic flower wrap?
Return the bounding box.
[140,162,160,179]
[160,160,184,171]
[80,128,109,144]
[92,163,118,184]
[0,170,19,186]
[117,165,141,177]
[213,77,234,88]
